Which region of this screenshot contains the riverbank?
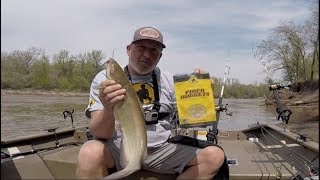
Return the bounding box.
[265,80,319,142]
[1,89,88,97]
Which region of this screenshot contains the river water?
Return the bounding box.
[1,94,280,141]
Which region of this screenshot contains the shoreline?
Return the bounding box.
[1,89,89,97]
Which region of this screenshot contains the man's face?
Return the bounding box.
[127,39,163,75]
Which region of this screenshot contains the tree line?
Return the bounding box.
[2,2,317,99]
[1,48,104,92]
[1,47,268,98]
[253,1,319,83]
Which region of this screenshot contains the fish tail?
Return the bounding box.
[103,163,141,179]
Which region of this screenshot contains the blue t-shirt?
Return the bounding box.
[85,67,177,147]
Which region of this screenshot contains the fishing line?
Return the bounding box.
[249,134,285,179]
[242,140,265,179]
[252,43,292,125]
[251,44,317,178]
[261,126,318,171]
[260,128,307,176]
[100,48,117,77]
[112,48,116,59]
[248,134,271,179]
[248,134,300,179]
[259,128,299,176]
[259,129,302,178]
[260,127,317,178]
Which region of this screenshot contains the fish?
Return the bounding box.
[103,58,147,179]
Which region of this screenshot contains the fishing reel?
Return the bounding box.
[276,107,292,124]
[268,83,292,124]
[215,104,233,116]
[224,104,233,116]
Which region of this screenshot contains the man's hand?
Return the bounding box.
[89,80,124,139]
[98,80,126,110]
[193,68,215,85]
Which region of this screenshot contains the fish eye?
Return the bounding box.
[111,64,115,72]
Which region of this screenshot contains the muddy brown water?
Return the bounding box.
[1,94,89,141]
[1,94,316,142]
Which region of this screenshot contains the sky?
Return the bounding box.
[1,0,314,84]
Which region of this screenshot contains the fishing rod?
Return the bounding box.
[251,45,319,178]
[207,50,232,144]
[259,127,319,179]
[261,127,319,172]
[252,44,292,125]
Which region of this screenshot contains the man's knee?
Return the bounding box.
[205,146,230,179]
[203,146,225,167]
[77,140,114,168]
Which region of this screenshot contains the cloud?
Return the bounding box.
[1,0,312,84]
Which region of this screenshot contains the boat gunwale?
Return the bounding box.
[1,125,88,146]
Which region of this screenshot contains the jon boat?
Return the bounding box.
[1,115,319,179]
[1,84,319,180]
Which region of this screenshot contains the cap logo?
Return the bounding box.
[140,28,160,39]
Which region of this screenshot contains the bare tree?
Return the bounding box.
[12,47,44,72]
[304,0,319,80]
[255,21,308,83]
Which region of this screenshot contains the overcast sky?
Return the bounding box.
[1,0,313,84]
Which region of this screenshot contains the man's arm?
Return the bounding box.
[89,80,126,139]
[89,108,115,139]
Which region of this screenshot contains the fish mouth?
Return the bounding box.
[106,59,114,78]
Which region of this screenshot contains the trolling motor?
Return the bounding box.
[63,109,75,128]
[269,84,292,124]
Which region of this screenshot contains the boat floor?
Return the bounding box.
[2,129,304,180]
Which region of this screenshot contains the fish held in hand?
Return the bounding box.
[103,58,147,179]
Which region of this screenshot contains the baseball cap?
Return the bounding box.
[132,26,166,48]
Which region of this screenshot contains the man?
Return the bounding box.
[76,26,225,179]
